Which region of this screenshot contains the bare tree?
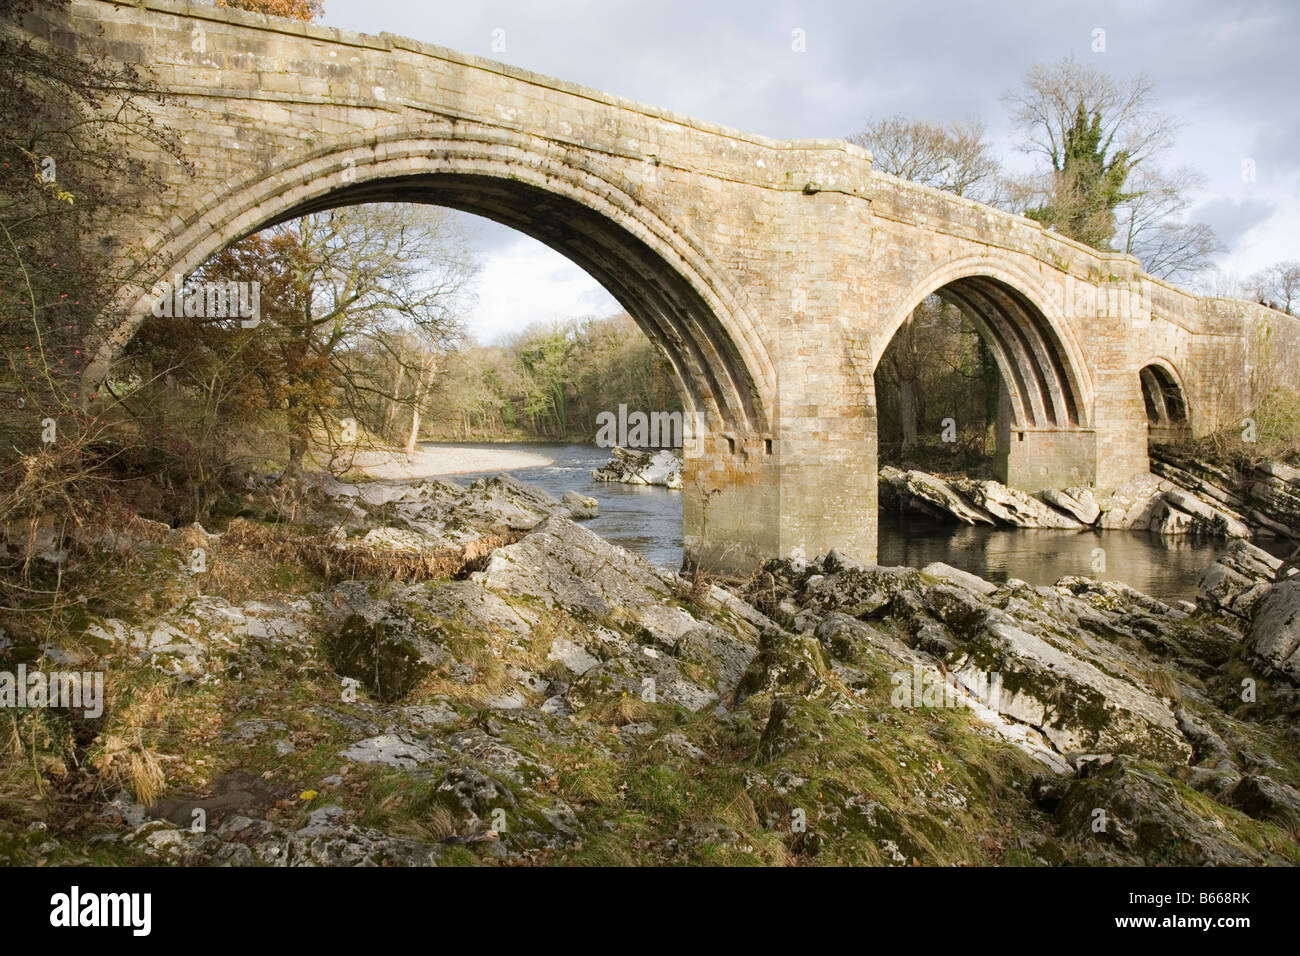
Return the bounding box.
[849,115,1001,202]
[1116,166,1221,282]
[875,295,993,453]
[1247,261,1300,315]
[1002,57,1180,175]
[1002,56,1222,285]
[125,203,479,488]
[849,119,1006,450]
[287,203,476,473]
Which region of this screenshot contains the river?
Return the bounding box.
[421,441,1232,601]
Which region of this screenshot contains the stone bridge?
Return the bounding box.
[23,0,1300,569]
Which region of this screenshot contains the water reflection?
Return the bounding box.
[878,513,1226,602]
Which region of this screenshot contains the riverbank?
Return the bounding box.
[880,450,1300,546]
[346,443,555,481]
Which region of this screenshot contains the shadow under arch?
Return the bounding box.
[84,127,776,442]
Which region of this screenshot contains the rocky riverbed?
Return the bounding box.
[882,448,1300,543]
[2,471,1298,866]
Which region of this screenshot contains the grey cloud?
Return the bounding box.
[327,0,1298,269]
[1250,121,1300,173]
[1190,196,1277,249]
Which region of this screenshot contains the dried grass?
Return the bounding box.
[92,733,165,808]
[220,518,521,585]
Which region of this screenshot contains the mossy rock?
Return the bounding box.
[1055,757,1297,865]
[320,613,432,703]
[734,628,829,703]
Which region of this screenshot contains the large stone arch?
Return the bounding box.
[871,257,1097,491]
[42,0,1299,569]
[84,125,776,442]
[874,257,1094,428]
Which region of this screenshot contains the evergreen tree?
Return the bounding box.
[1026,103,1132,250]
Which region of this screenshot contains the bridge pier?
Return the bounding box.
[682,304,880,573]
[1090,369,1154,492]
[681,431,777,574]
[997,426,1099,492]
[682,418,878,575]
[993,396,1149,495]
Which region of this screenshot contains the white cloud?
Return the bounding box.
[464,233,621,343]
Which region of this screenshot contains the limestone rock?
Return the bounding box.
[798,564,921,618]
[591,447,683,489]
[1198,539,1282,619]
[1246,580,1300,681]
[814,611,920,666]
[672,625,759,702]
[952,478,1083,529]
[561,489,599,519]
[1258,460,1300,485]
[920,561,998,596]
[1148,447,1300,539]
[1160,486,1252,538]
[547,636,599,676]
[313,471,599,558]
[569,650,718,712]
[1225,774,1300,827]
[459,473,593,529]
[1056,758,1289,865]
[879,466,995,525]
[473,516,701,641]
[339,733,443,769]
[880,467,1087,529]
[1040,487,1100,525]
[733,627,830,702]
[1095,472,1168,530]
[319,610,439,703]
[945,617,1191,763]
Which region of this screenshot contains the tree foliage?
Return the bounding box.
[1247,261,1300,316]
[1023,102,1133,250]
[423,314,682,443]
[874,296,1000,468]
[1115,166,1221,282]
[1003,57,1178,175]
[120,203,477,503]
[0,0,189,612]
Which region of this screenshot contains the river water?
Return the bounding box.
[422,441,1231,602]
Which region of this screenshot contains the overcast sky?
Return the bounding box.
[321,0,1300,342]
